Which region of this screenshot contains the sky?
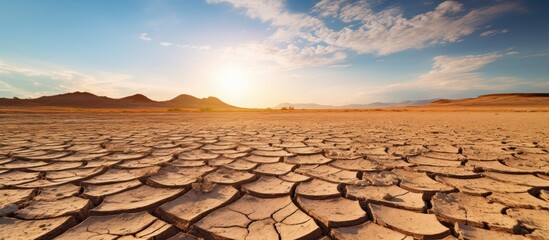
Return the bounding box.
[0,0,548,108]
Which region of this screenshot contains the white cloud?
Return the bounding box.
[429,53,502,75]
[160,42,173,47]
[352,50,547,101]
[416,52,507,90]
[0,60,167,98]
[328,64,351,68]
[0,79,34,97]
[208,0,328,44]
[313,0,400,24]
[317,1,518,55]
[155,42,212,50]
[226,43,347,69]
[519,51,549,58]
[208,0,344,68]
[480,28,508,37]
[139,33,152,41]
[312,0,344,18]
[208,0,519,68]
[177,44,211,50]
[139,33,210,50]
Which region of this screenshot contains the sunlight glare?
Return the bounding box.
[215,65,251,97]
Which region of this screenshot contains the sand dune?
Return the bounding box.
[276,93,549,110]
[429,93,549,107]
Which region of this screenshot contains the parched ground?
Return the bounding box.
[0,111,548,240]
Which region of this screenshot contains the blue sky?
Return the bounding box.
[0,0,548,107]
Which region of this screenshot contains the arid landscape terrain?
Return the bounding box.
[1,110,548,240]
[1,92,548,113]
[2,0,549,239]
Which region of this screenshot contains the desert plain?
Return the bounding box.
[1,110,548,240]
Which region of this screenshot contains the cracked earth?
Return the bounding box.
[0,111,548,240]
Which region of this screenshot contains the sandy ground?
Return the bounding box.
[0,111,548,239]
[1,105,549,113]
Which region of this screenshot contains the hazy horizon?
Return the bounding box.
[1,0,548,108]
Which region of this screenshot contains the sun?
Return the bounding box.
[215,65,251,96]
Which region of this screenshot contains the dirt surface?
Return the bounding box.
[0,111,548,240]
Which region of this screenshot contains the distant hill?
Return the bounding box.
[120,94,155,103]
[275,102,338,109]
[428,93,549,107]
[0,92,238,109]
[162,94,234,109]
[275,99,439,109]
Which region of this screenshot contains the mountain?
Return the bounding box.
[120,94,154,103]
[0,92,238,109]
[275,99,440,109]
[428,93,549,107]
[275,102,339,109]
[162,94,236,109]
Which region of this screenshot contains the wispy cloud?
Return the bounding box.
[225,43,346,70]
[142,36,210,50]
[480,28,508,37]
[207,0,520,69]
[208,0,347,68]
[519,51,549,58]
[328,64,351,68]
[0,79,35,97]
[313,0,518,55]
[0,60,169,98]
[160,41,173,47]
[416,52,512,91]
[139,33,152,41]
[177,44,211,50]
[352,50,546,101]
